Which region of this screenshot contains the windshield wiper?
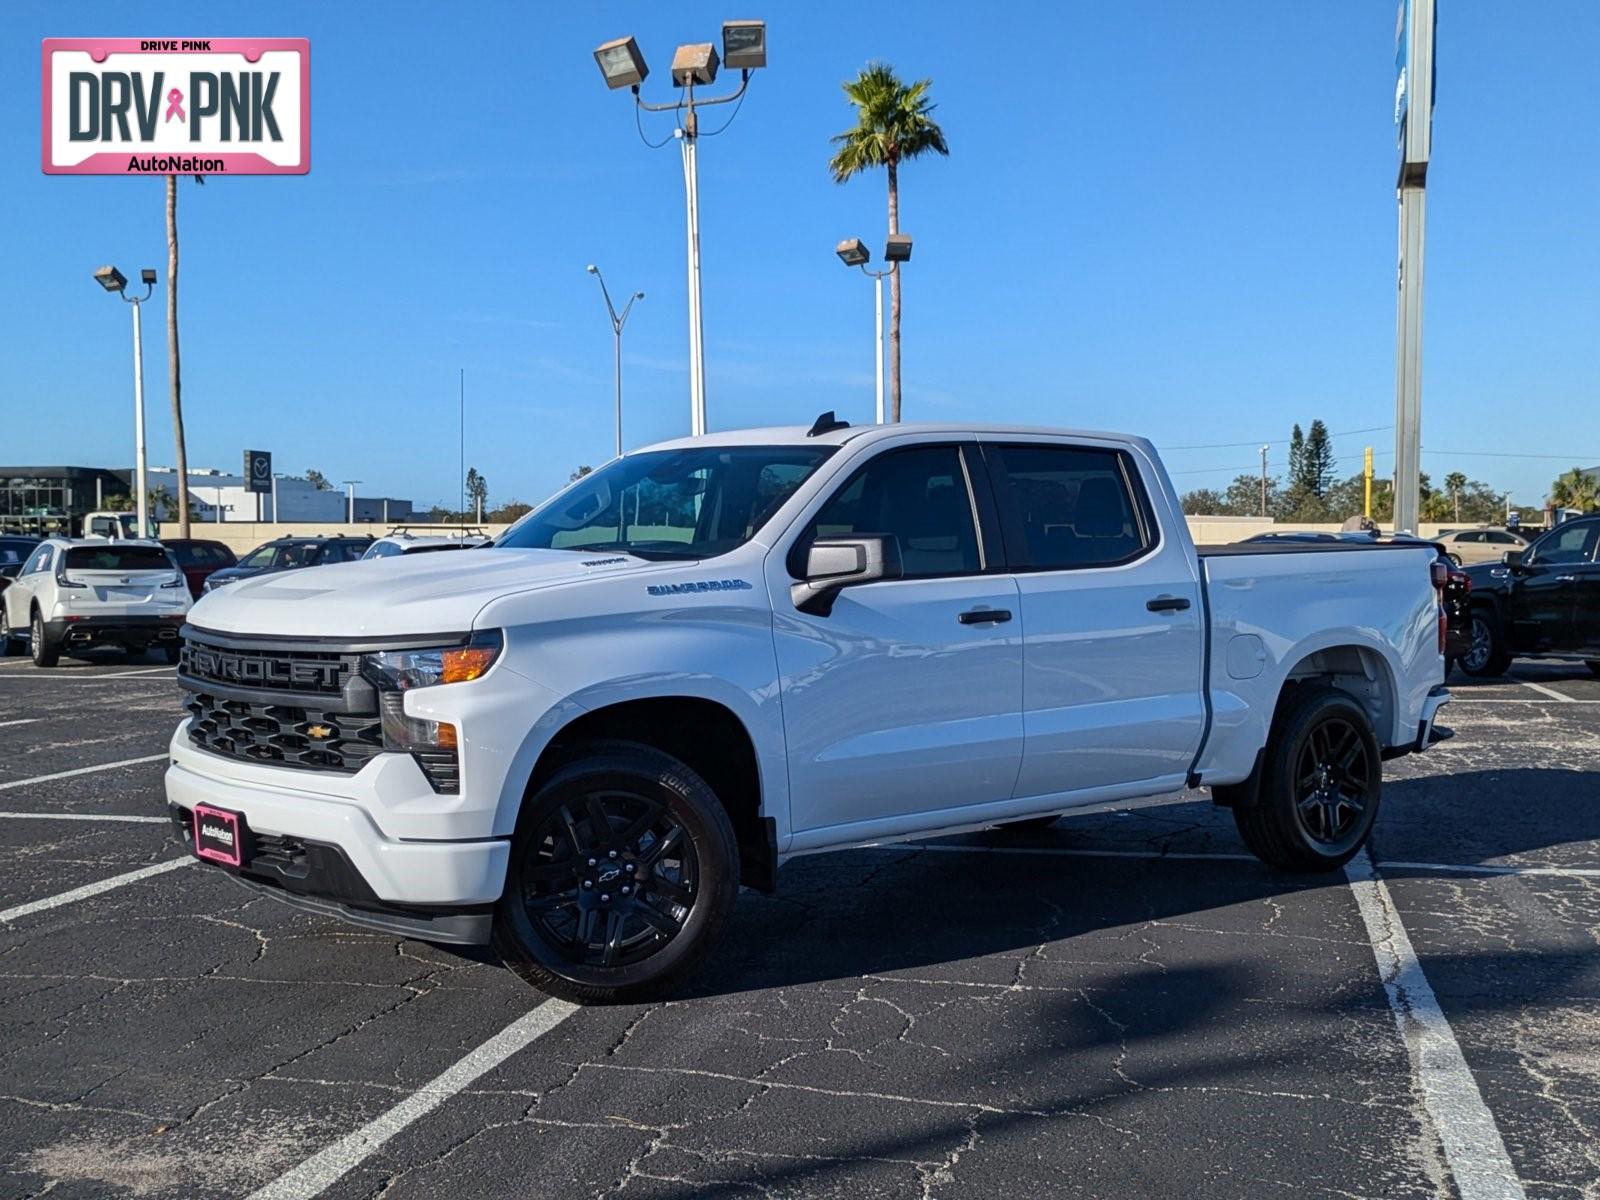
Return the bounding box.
[557,543,701,562]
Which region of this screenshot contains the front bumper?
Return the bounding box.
[165,740,510,942]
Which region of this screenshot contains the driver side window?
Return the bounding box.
[1535,522,1599,566]
[798,445,981,579]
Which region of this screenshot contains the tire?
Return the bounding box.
[1233,686,1381,872]
[1458,606,1512,677]
[0,602,19,656]
[29,610,59,669]
[493,740,739,1004]
[163,643,182,664]
[1446,552,1463,567]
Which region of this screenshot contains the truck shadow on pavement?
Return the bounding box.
[681,767,1596,998]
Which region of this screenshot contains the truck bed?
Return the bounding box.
[1195,540,1439,557]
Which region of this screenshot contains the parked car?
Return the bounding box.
[0,539,191,666]
[201,535,374,593]
[361,530,491,560]
[166,418,1451,1003]
[0,535,40,595]
[161,538,239,599]
[1459,514,1600,676]
[1433,526,1528,566]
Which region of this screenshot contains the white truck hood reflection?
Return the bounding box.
[185,548,657,638]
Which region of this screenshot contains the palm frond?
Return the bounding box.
[829,60,949,182]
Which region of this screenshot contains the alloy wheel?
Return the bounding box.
[1292,717,1372,847]
[516,789,699,969]
[1463,614,1492,673]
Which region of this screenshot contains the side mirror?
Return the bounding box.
[791,535,902,616]
[1501,549,1524,567]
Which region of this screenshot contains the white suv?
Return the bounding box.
[0,539,191,667]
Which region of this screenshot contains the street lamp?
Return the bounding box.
[587,265,645,458]
[593,19,767,438]
[834,236,912,424]
[94,264,157,537]
[342,480,362,525]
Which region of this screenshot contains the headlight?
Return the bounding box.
[359,630,502,692]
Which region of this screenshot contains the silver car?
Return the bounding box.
[1433,526,1529,566]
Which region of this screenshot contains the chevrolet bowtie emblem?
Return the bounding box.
[305,725,333,739]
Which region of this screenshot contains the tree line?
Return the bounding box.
[1179,420,1511,525]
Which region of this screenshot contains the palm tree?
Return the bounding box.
[1551,467,1598,513]
[828,63,949,423]
[165,173,204,538]
[1444,471,1467,522]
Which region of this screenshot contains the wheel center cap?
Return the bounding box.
[596,864,624,885]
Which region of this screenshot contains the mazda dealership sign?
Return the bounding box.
[42,38,309,174]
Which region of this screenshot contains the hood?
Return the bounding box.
[187,548,658,638]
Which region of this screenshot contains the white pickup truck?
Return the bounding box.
[166,418,1451,1003]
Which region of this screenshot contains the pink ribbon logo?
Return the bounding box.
[164,88,185,123]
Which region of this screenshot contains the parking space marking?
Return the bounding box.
[1517,680,1575,702]
[248,997,579,1200]
[0,753,167,791]
[0,717,40,728]
[0,857,191,924]
[0,810,167,824]
[1345,850,1525,1200]
[96,666,177,678]
[1379,859,1600,878]
[1448,697,1600,704]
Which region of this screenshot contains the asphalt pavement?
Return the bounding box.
[0,650,1595,1199]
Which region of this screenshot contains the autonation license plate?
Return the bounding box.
[191,804,247,867]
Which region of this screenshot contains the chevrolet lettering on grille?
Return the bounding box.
[188,647,343,690]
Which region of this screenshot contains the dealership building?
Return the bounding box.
[0,466,414,528]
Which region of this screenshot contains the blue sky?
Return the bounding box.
[4,1,1597,511]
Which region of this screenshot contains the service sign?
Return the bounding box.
[42,38,309,175]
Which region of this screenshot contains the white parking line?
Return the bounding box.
[0,811,167,824]
[1380,859,1600,878]
[0,753,167,792]
[1517,680,1575,703]
[97,666,177,678]
[1345,851,1524,1200]
[0,718,40,728]
[247,997,579,1200]
[0,674,175,683]
[0,857,191,924]
[1449,698,1600,705]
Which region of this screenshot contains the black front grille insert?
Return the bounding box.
[185,692,383,773]
[181,640,356,696]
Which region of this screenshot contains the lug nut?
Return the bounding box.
[600,894,610,903]
[582,880,593,889]
[608,850,618,859]
[587,857,597,867]
[621,885,631,895]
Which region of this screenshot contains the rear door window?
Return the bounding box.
[984,444,1155,570]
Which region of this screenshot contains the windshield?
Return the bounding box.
[498,446,835,560]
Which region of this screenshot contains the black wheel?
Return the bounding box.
[29,611,59,668]
[1458,607,1511,677]
[1445,552,1463,567]
[0,602,19,656]
[494,740,739,1004]
[1233,687,1381,872]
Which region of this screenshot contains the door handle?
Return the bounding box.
[958,608,1012,625]
[1146,595,1192,612]
[1557,575,1578,583]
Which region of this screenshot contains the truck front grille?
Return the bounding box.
[184,692,384,773]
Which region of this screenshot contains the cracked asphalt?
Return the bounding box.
[0,651,1596,1198]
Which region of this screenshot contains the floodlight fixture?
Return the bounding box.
[140,268,158,286]
[835,238,870,267]
[94,265,127,293]
[593,37,648,90]
[883,234,913,263]
[721,21,767,70]
[670,43,719,87]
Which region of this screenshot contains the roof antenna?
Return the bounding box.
[807,410,850,437]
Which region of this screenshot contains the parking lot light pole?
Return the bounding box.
[342,480,361,525]
[1393,0,1436,535]
[835,237,911,424]
[587,265,645,457]
[94,265,157,538]
[593,22,767,438]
